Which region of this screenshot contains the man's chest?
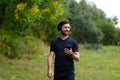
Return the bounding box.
[54,40,73,52]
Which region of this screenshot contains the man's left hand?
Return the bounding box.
[64,48,73,55]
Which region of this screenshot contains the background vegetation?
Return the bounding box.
[0,0,120,79]
[0,0,120,58]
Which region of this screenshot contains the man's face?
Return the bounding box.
[61,23,71,36]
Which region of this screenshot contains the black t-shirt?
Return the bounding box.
[50,37,79,71]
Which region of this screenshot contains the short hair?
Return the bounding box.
[57,20,70,31]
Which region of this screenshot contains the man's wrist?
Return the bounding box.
[69,53,73,57]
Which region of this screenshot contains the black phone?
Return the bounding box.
[66,46,71,49]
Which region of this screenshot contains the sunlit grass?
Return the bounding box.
[0,46,120,80]
[75,46,120,80]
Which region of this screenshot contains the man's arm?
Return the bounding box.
[47,51,54,78]
[71,52,80,61]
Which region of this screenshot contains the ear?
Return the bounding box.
[57,25,61,31]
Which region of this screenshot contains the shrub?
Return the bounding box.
[0,35,48,59]
[83,43,102,50]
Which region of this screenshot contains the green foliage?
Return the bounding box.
[83,43,102,49]
[112,16,119,25]
[14,36,49,59]
[67,0,102,44]
[97,19,116,45]
[67,0,119,46]
[113,28,120,45]
[1,0,66,36]
[36,0,66,43]
[0,0,120,58]
[0,0,67,58]
[0,34,47,59]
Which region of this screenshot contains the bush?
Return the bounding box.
[83,43,102,50]
[0,35,49,59]
[0,41,8,55]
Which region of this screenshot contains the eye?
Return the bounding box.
[63,26,71,29]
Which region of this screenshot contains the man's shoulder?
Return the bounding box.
[52,37,59,41]
[68,37,77,42]
[51,37,59,44]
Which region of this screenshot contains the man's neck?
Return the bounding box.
[60,34,69,40]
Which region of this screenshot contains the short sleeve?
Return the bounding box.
[72,40,79,52]
[50,40,55,51]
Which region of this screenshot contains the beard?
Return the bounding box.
[61,30,69,36]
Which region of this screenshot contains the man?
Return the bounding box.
[47,20,80,80]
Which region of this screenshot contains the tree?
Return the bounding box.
[67,0,102,44]
[114,28,120,45]
[97,19,116,45]
[0,0,67,58]
[112,16,119,26]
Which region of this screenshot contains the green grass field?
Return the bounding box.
[0,46,120,80]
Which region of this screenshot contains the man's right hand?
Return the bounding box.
[47,69,53,79]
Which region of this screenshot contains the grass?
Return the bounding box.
[75,46,120,80]
[0,46,120,80]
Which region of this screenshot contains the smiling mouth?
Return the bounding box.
[64,32,69,33]
[65,30,69,32]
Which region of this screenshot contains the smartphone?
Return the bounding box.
[66,46,71,49]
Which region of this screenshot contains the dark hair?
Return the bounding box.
[57,20,70,31]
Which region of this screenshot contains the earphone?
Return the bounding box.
[57,24,62,31]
